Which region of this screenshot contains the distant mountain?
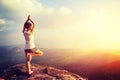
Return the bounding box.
[104,61,120,72]
[101,61,120,80]
[12,47,22,53]
[0,46,120,80]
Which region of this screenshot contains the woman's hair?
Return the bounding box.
[24,22,32,29]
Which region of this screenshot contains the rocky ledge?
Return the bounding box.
[0,64,87,80]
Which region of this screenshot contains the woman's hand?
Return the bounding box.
[28,15,31,20]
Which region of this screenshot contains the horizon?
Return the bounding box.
[0,45,120,80]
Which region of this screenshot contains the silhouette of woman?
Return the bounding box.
[23,15,43,75]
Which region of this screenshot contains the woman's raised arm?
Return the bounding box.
[22,16,29,33]
[28,15,36,34]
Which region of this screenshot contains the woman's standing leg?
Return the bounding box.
[25,53,33,74]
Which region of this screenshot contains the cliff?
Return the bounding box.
[0,64,87,80]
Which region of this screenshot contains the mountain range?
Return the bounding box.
[0,46,120,80]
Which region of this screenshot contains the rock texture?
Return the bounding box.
[0,64,87,80]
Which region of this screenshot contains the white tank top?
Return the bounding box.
[24,30,35,49]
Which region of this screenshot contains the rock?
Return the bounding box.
[0,64,87,80]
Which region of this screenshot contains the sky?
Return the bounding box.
[0,0,120,51]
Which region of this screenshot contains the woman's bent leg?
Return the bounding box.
[32,49,43,56]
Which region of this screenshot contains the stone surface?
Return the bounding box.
[0,64,87,80]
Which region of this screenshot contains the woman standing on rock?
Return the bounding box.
[23,15,43,75]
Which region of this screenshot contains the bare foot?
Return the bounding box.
[29,71,33,75]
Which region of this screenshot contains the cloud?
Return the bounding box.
[1,0,120,30]
[0,0,44,15]
[0,18,17,32]
[0,0,81,29]
[44,7,54,15]
[1,0,120,49]
[0,3,14,20]
[0,19,6,24]
[58,7,72,15]
[0,19,6,31]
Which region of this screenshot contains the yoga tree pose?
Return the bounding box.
[23,15,43,74]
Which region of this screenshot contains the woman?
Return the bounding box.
[23,15,43,75]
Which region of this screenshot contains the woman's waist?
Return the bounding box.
[25,42,35,48]
[25,44,35,49]
[26,41,34,44]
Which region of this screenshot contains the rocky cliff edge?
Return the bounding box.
[0,64,87,80]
